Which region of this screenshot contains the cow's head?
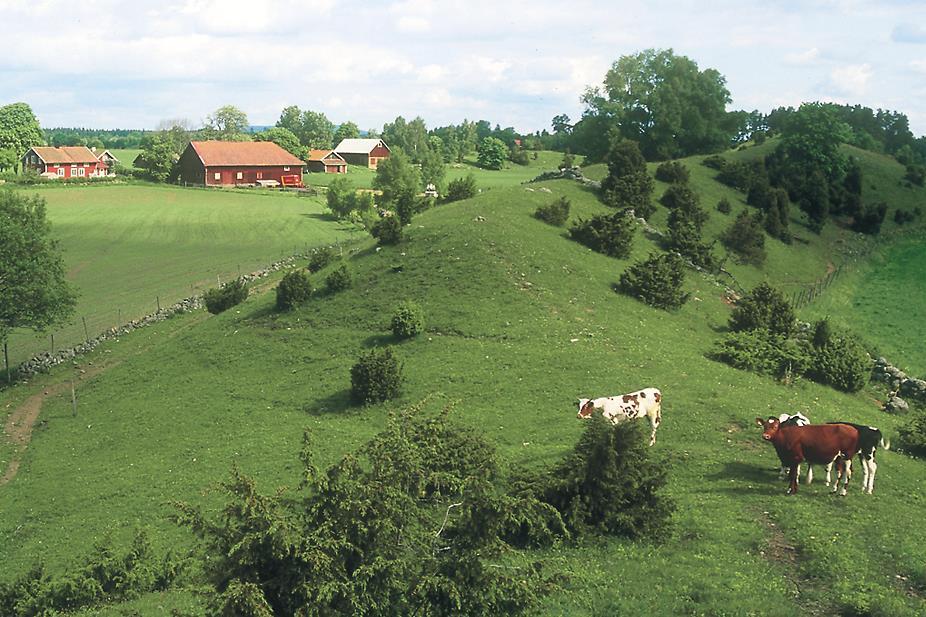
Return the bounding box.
[577,399,597,419]
[755,416,780,441]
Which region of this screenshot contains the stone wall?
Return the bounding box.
[871,356,926,412]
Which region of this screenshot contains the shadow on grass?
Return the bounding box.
[302,388,355,416]
[362,333,397,349]
[300,212,336,221]
[708,461,780,492]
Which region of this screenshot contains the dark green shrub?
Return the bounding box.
[721,210,766,265]
[600,139,655,220]
[561,150,575,169]
[203,279,248,314]
[655,161,689,184]
[308,246,336,273]
[444,173,477,203]
[716,160,765,192]
[812,318,832,348]
[851,202,888,235]
[325,263,352,292]
[729,282,795,336]
[569,211,635,259]
[534,196,570,226]
[371,215,402,245]
[712,331,811,378]
[509,147,529,165]
[904,164,925,187]
[810,332,871,392]
[894,209,918,225]
[659,185,704,223]
[391,300,425,339]
[753,130,767,145]
[618,252,688,310]
[350,347,404,404]
[325,176,356,219]
[717,197,732,214]
[702,154,726,170]
[275,270,312,310]
[896,412,926,457]
[539,417,675,539]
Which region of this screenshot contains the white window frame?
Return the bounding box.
[236,171,243,180]
[214,172,221,181]
[77,167,86,177]
[283,166,290,171]
[57,168,65,176]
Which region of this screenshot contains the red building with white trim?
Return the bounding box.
[306,149,347,174]
[177,141,306,187]
[21,146,110,178]
[334,138,391,169]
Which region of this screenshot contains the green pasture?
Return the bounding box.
[4,184,359,366]
[1,151,925,615]
[108,148,142,171]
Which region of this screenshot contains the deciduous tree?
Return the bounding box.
[0,103,44,161]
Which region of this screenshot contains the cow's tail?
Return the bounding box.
[880,436,891,451]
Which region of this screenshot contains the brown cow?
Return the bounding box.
[755,417,860,496]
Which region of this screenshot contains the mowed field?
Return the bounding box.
[4,184,359,366]
[1,146,926,615]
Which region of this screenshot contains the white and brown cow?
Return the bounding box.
[577,387,662,446]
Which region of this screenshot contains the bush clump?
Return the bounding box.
[325,264,352,292]
[717,197,732,214]
[851,202,888,235]
[721,210,767,265]
[809,332,871,392]
[350,347,404,404]
[618,252,688,310]
[712,331,811,379]
[537,417,675,539]
[896,412,926,457]
[275,270,312,311]
[308,246,336,273]
[702,154,727,170]
[729,282,795,336]
[654,161,690,184]
[534,196,571,226]
[444,173,477,203]
[371,215,402,245]
[203,279,248,314]
[569,211,635,259]
[391,300,425,339]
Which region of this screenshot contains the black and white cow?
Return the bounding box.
[826,422,887,495]
[577,387,662,446]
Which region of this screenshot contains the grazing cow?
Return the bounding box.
[577,387,662,446]
[755,417,861,495]
[826,422,887,495]
[776,413,834,486]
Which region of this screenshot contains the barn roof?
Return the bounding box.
[90,147,119,162]
[28,146,100,164]
[334,138,390,154]
[188,141,306,167]
[307,149,346,162]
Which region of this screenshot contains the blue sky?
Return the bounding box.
[2,0,925,135]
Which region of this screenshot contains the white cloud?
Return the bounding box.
[785,47,820,65]
[829,63,873,96]
[396,16,430,32]
[911,59,926,74]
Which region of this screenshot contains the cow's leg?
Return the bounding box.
[831,458,843,493]
[839,459,852,496]
[824,461,833,486]
[787,465,799,495]
[648,409,660,446]
[866,455,877,494]
[858,455,870,494]
[806,464,813,485]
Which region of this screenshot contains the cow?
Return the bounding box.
[755,416,861,495]
[776,413,835,486]
[577,387,662,446]
[825,422,887,495]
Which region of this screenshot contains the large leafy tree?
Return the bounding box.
[374,149,420,224]
[1,191,77,381]
[582,49,733,160]
[332,121,360,146]
[382,116,430,162]
[477,136,508,170]
[0,103,44,161]
[275,106,333,150]
[254,126,303,158]
[205,105,250,140]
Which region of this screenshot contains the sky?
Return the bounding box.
[2,0,925,135]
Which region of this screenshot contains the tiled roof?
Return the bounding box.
[334,138,389,154]
[189,141,306,166]
[29,146,100,164]
[307,149,346,162]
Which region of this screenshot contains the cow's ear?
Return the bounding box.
[755,417,765,427]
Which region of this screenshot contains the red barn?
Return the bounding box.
[306,149,347,174]
[21,146,109,179]
[334,138,390,169]
[177,141,306,187]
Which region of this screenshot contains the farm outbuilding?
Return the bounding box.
[334,138,390,169]
[306,149,347,174]
[177,141,306,187]
[21,146,110,178]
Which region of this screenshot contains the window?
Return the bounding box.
[78,168,86,177]
[257,172,263,179]
[214,172,221,181]
[57,168,65,176]
[236,171,243,180]
[283,166,290,171]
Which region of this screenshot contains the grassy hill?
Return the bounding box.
[4,184,359,366]
[2,144,926,615]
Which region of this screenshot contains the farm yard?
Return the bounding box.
[2,137,926,615]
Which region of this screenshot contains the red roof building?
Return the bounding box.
[177,141,306,187]
[334,138,391,169]
[21,146,110,179]
[306,149,347,174]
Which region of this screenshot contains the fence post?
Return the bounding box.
[82,316,90,342]
[3,341,9,385]
[157,296,161,312]
[50,333,55,354]
[71,380,77,417]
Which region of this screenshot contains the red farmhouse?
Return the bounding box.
[334,138,390,169]
[306,149,347,174]
[21,146,110,179]
[177,141,306,187]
